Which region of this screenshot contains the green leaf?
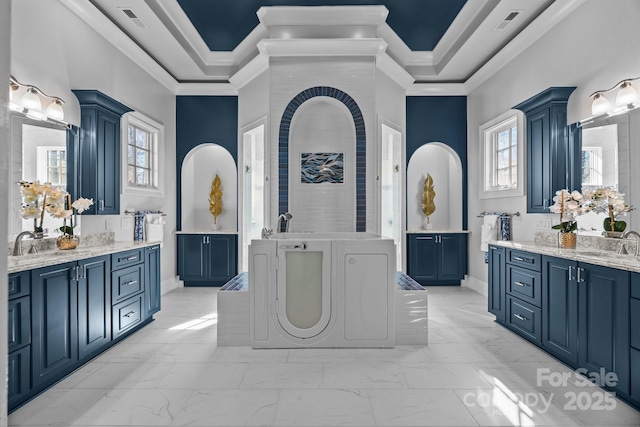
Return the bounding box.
[59,225,73,235]
[551,224,564,230]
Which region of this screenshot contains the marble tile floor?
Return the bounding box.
[9,286,640,427]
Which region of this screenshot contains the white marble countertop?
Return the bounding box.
[175,230,238,235]
[406,230,471,234]
[489,240,640,273]
[8,241,160,274]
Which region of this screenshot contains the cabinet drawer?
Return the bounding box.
[8,346,30,410]
[507,265,541,307]
[506,295,541,343]
[8,272,30,299]
[111,264,144,304]
[112,294,143,339]
[632,348,640,404]
[8,296,31,352]
[632,273,640,299]
[631,298,640,351]
[507,250,541,272]
[111,249,143,270]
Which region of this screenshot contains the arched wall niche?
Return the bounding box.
[407,142,463,231]
[181,143,237,231]
[278,86,366,232]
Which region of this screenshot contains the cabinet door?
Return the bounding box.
[77,109,99,214]
[488,246,506,322]
[578,263,630,394]
[542,256,578,367]
[78,256,111,359]
[32,262,78,386]
[438,234,466,280]
[96,109,120,214]
[631,348,640,406]
[8,346,30,411]
[526,108,552,213]
[177,234,208,281]
[408,235,438,283]
[145,245,161,317]
[8,296,31,353]
[208,235,238,285]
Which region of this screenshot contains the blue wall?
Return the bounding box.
[176,96,238,229]
[406,96,468,228]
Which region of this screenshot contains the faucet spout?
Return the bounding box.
[12,231,37,256]
[622,230,640,257]
[276,212,293,232]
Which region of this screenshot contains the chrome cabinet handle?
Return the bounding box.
[99,200,105,211]
[123,311,137,318]
[568,265,574,281]
[514,313,527,321]
[124,280,138,287]
[512,256,525,261]
[125,256,138,261]
[514,281,527,287]
[577,267,585,283]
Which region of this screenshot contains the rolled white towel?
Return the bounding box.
[480,215,499,252]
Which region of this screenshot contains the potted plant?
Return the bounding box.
[582,187,633,237]
[549,189,587,249]
[55,195,94,249]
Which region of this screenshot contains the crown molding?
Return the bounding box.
[406,83,467,96]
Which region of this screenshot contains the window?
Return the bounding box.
[121,112,164,197]
[581,147,603,186]
[128,124,152,187]
[36,146,66,186]
[480,111,525,199]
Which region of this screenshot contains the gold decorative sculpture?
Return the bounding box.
[209,174,223,228]
[421,174,436,228]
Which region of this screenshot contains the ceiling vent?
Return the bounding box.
[495,10,521,30]
[119,7,146,29]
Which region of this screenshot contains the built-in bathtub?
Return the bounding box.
[217,233,428,348]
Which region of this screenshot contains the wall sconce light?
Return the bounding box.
[590,76,640,117]
[8,75,67,124]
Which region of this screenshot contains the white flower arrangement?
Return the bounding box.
[549,189,589,233]
[582,187,633,232]
[17,180,93,236]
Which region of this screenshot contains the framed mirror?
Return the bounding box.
[9,113,70,238]
[577,112,631,234]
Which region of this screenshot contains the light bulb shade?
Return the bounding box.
[45,99,64,121]
[21,87,42,111]
[591,92,611,116]
[616,81,639,106]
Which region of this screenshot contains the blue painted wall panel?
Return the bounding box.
[176,96,238,229]
[406,96,468,229]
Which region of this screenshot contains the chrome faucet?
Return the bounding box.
[277,212,293,232]
[12,231,37,256]
[622,230,640,256]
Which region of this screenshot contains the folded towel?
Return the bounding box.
[480,214,499,252]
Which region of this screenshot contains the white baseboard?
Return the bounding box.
[161,277,181,295]
[463,276,488,297]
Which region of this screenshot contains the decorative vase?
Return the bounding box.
[56,235,79,250]
[559,232,577,249]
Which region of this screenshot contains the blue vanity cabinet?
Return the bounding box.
[577,262,630,395]
[144,245,161,317]
[407,233,467,286]
[542,256,579,366]
[177,234,238,286]
[488,245,506,323]
[8,272,31,410]
[631,273,640,406]
[504,250,542,344]
[513,87,577,213]
[77,256,111,360]
[71,90,132,215]
[31,262,79,388]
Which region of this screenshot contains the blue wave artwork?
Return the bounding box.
[301,152,344,184]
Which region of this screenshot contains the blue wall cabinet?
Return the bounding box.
[31,262,79,387]
[513,87,576,213]
[177,234,238,286]
[77,256,111,360]
[71,90,132,215]
[488,246,506,322]
[144,245,161,316]
[542,256,579,366]
[407,233,467,285]
[577,263,630,395]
